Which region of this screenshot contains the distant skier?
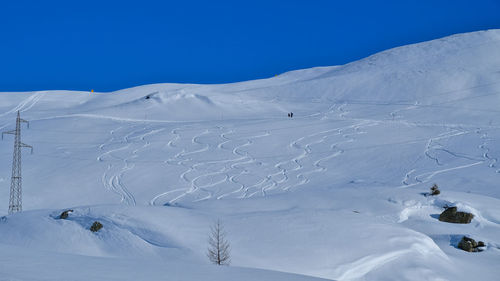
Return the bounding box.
[290,112,293,118]
[288,113,291,118]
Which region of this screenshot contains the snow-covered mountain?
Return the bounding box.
[1,29,500,281]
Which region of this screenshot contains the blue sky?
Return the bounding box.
[1,0,499,92]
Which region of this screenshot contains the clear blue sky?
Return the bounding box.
[1,0,499,92]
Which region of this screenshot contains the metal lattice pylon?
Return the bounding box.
[2,111,32,214]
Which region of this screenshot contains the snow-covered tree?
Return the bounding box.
[207,220,230,265]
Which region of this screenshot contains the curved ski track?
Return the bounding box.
[99,125,165,206]
[154,127,273,204]
[150,103,378,205]
[95,100,500,205]
[399,119,499,188]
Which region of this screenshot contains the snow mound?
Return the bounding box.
[0,207,177,257]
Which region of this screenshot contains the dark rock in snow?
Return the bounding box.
[90,221,103,232]
[430,189,440,196]
[458,239,474,252]
[430,184,440,196]
[438,207,474,224]
[59,209,74,219]
[458,236,485,252]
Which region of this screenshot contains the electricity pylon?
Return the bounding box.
[2,111,32,214]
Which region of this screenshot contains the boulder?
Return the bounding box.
[458,239,475,252]
[59,209,74,219]
[438,207,474,224]
[458,236,485,252]
[462,236,477,247]
[90,221,103,232]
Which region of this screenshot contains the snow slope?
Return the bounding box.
[1,29,500,280]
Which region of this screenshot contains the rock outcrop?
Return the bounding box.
[458,236,485,252]
[438,207,473,224]
[59,209,74,219]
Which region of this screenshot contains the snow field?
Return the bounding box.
[1,29,500,280]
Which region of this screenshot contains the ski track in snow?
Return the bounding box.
[230,131,270,198]
[477,128,500,173]
[399,116,500,188]
[160,119,368,202]
[0,92,45,117]
[0,92,45,130]
[156,127,272,203]
[150,103,380,204]
[423,129,470,166]
[95,100,499,207]
[99,125,165,206]
[126,102,382,205]
[389,103,419,121]
[149,115,350,203]
[279,120,376,192]
[271,104,341,192]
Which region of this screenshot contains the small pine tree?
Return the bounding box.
[207,220,230,265]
